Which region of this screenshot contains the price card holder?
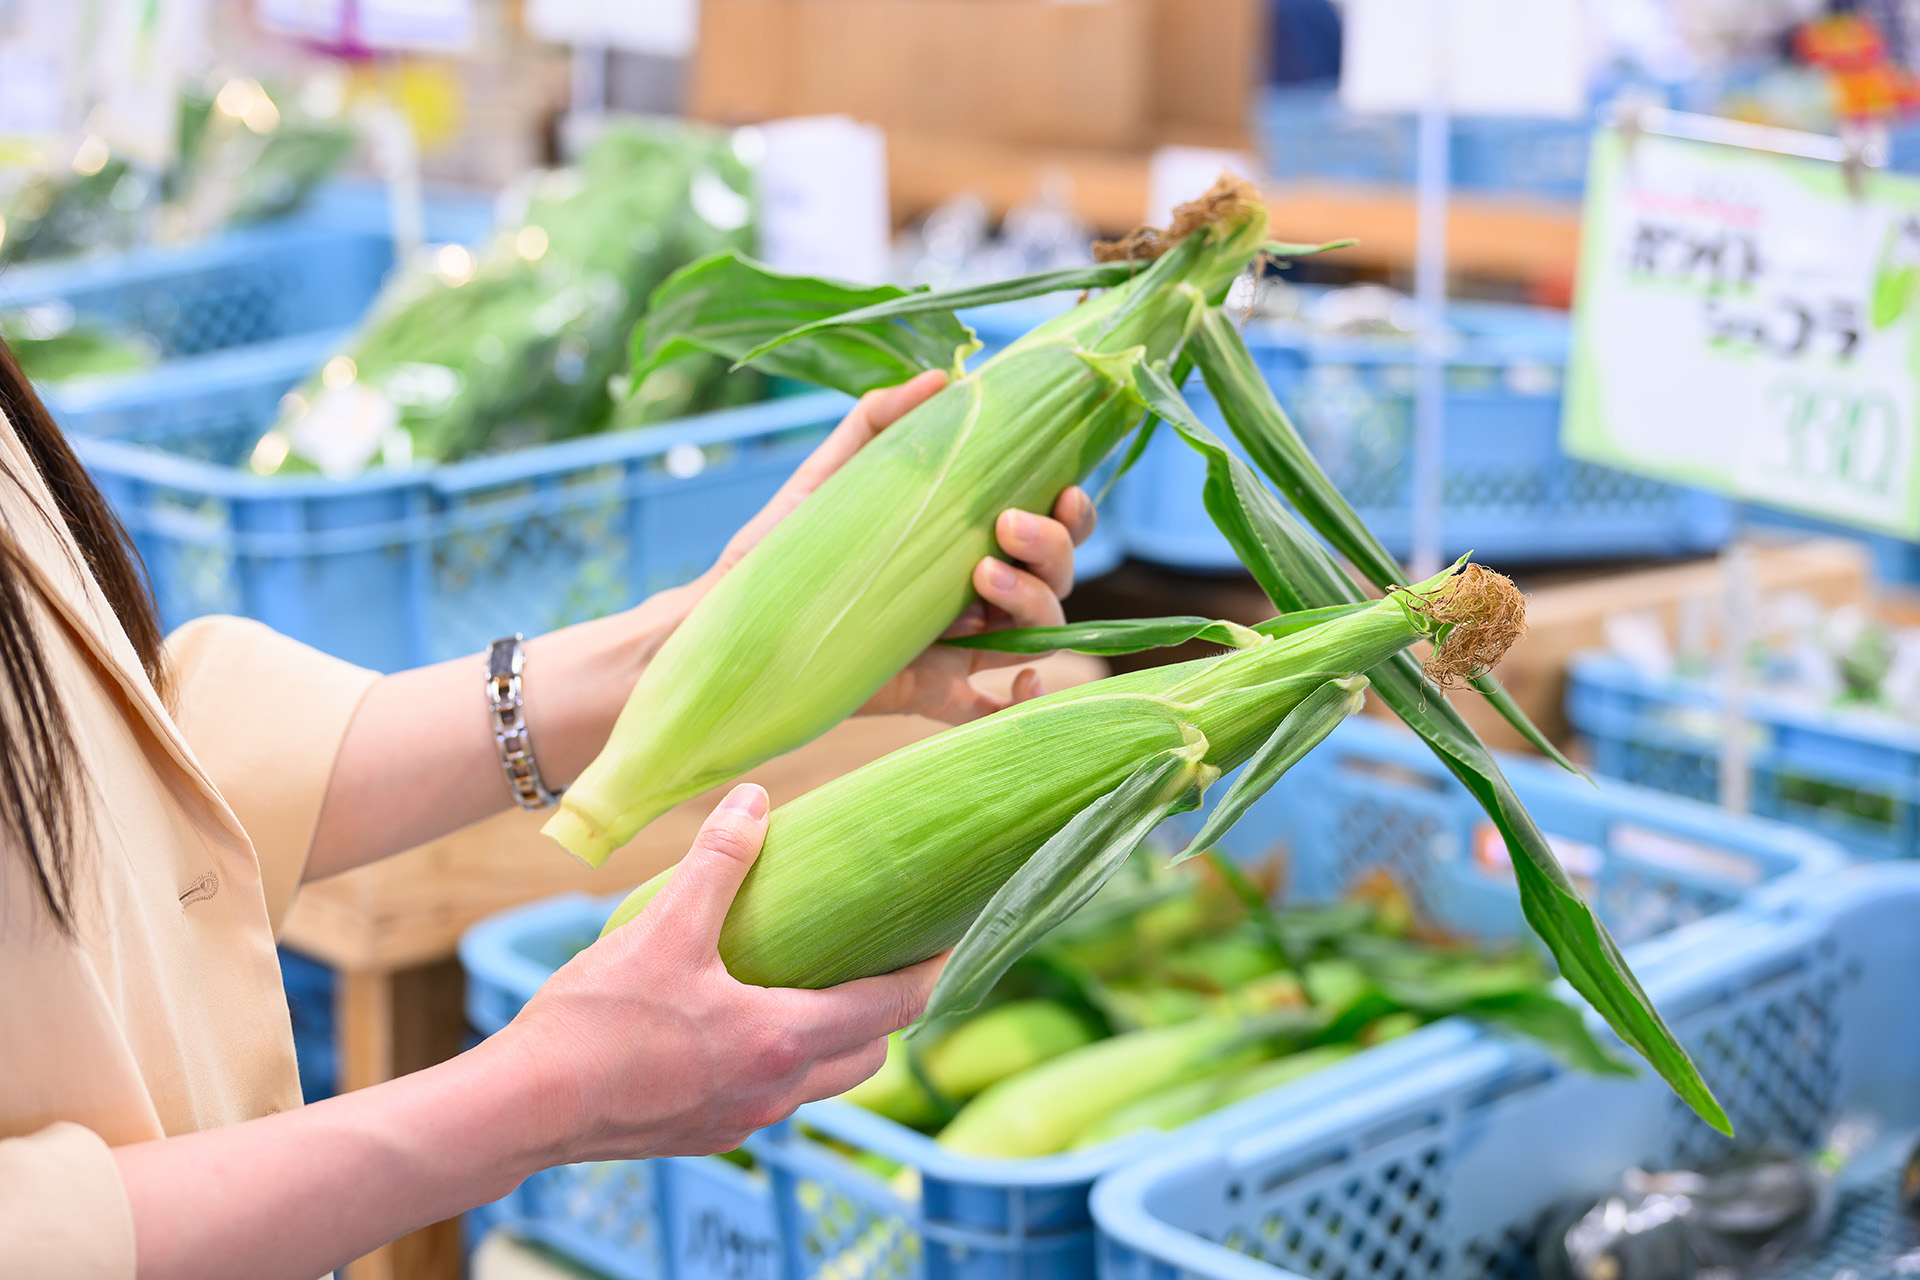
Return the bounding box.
[749,115,890,286]
[1564,106,1920,540]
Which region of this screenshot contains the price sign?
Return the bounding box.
[1564,125,1920,538]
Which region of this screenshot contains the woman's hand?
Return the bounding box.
[705,369,1098,725]
[494,783,940,1162]
[114,785,933,1280]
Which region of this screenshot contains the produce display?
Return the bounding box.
[3,305,156,383]
[0,74,352,266]
[252,119,757,476]
[554,176,1729,1135]
[842,853,1620,1160]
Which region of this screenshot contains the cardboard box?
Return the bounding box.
[691,0,1258,154]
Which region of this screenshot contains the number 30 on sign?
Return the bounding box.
[1563,126,1920,538]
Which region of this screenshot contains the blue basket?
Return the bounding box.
[972,300,1729,572]
[1568,652,1920,864]
[1255,87,1594,201]
[279,947,337,1102]
[1256,87,1418,187]
[455,716,1837,1280]
[0,181,494,357]
[1091,860,1920,1280]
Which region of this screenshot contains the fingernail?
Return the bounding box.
[720,784,769,820]
[984,559,1018,592]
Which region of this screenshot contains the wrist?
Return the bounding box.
[445,1027,584,1181]
[521,584,700,788]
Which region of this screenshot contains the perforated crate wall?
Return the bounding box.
[1569,654,1920,863]
[1094,867,1920,1280]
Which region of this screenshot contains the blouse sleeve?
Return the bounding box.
[0,1122,136,1278]
[165,617,380,932]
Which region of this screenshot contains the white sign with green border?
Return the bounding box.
[1565,125,1920,538]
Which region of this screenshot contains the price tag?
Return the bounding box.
[1341,0,1586,119]
[749,115,890,286]
[357,0,475,52]
[1564,126,1920,538]
[524,0,696,56]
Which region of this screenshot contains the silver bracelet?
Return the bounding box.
[486,634,562,810]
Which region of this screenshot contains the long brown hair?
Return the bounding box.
[0,338,166,933]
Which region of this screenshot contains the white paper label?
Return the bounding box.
[1564,125,1920,538]
[524,0,697,56]
[750,116,890,285]
[357,0,476,52]
[1342,0,1587,119]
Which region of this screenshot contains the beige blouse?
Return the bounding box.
[0,410,380,1277]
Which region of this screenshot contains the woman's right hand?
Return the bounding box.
[494,783,941,1163]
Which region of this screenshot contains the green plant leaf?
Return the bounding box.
[942,616,1265,656]
[630,251,978,397]
[1262,238,1359,259]
[1170,676,1370,866]
[1462,991,1636,1077]
[738,261,1151,366]
[916,742,1210,1028]
[1203,850,1313,996]
[1250,602,1380,638]
[1138,346,1727,1133]
[1187,309,1584,778]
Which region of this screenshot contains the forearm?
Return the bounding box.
[111,1038,564,1280]
[306,578,707,879]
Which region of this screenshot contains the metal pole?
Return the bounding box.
[1719,532,1753,815]
[1410,0,1450,579]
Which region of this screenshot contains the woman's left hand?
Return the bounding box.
[702,368,1097,725]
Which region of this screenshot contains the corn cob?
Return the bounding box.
[935,1011,1289,1158]
[545,184,1272,866]
[1071,1044,1359,1149]
[842,1000,1099,1126]
[600,568,1519,988]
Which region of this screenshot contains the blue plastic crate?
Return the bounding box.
[40,327,347,464]
[278,947,338,1102]
[456,717,1835,1280]
[1568,652,1920,863]
[1255,87,1595,201]
[976,301,1729,571]
[1091,861,1920,1280]
[0,183,493,358]
[1257,86,1417,187]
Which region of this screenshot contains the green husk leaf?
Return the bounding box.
[942,616,1265,657]
[1169,675,1370,866]
[1262,238,1358,259]
[738,261,1150,366]
[1187,309,1583,778]
[1462,990,1636,1077]
[1137,347,1726,1132]
[1250,602,1379,638]
[630,250,977,397]
[916,741,1212,1029]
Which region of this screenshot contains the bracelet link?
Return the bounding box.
[486,634,562,811]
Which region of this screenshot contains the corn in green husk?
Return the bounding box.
[544,186,1271,866]
[600,570,1507,986]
